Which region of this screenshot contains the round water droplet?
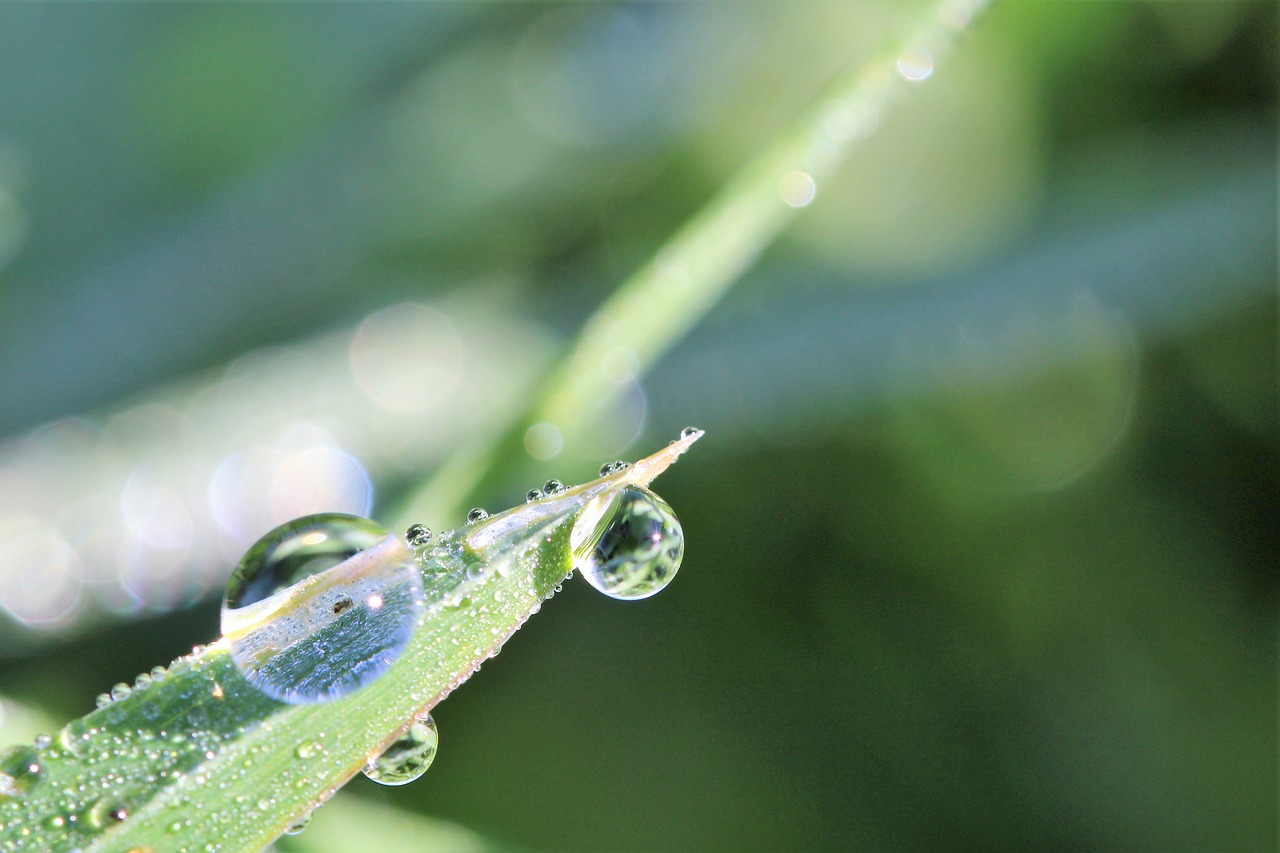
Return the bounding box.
[221,513,425,705]
[405,524,432,549]
[571,485,684,600]
[86,798,129,831]
[680,425,700,439]
[362,714,438,787]
[543,479,565,494]
[525,488,543,503]
[466,508,489,523]
[110,683,131,702]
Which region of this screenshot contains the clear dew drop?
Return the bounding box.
[571,485,684,601]
[680,425,700,439]
[86,798,129,831]
[405,523,432,549]
[283,811,312,836]
[543,479,565,494]
[220,513,425,705]
[466,507,489,523]
[525,488,543,503]
[361,714,439,787]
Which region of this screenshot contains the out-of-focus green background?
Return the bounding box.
[0,3,1274,851]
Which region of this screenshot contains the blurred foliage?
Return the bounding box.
[0,2,1274,852]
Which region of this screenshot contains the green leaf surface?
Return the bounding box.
[0,436,701,853]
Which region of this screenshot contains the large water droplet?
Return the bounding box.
[221,513,424,704]
[571,485,684,600]
[362,714,439,786]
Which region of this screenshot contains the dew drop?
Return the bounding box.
[283,811,311,836]
[32,734,51,751]
[571,485,684,600]
[525,488,543,503]
[466,508,489,523]
[221,513,425,705]
[543,479,565,494]
[95,693,112,709]
[680,425,700,439]
[111,683,132,702]
[405,523,432,549]
[362,714,438,787]
[86,798,129,831]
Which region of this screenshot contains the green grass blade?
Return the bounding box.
[0,437,701,853]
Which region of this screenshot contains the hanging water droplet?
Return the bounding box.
[467,508,489,523]
[405,523,432,549]
[283,811,312,836]
[543,479,565,494]
[525,488,543,503]
[362,714,439,787]
[221,513,425,705]
[571,485,684,600]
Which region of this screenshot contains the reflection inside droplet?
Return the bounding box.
[571,485,684,600]
[221,513,424,704]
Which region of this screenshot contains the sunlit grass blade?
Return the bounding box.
[0,437,701,853]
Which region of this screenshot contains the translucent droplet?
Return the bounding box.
[362,714,438,787]
[405,523,432,549]
[525,488,543,503]
[283,811,312,836]
[571,485,684,600]
[221,513,425,705]
[86,798,129,830]
[543,479,565,494]
[110,683,132,702]
[32,734,51,751]
[466,508,489,523]
[680,425,700,439]
[598,460,629,476]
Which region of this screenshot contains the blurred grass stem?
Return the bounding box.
[395,0,991,527]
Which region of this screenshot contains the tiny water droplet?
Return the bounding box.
[86,798,129,830]
[150,665,168,681]
[283,811,312,836]
[571,485,684,600]
[525,488,543,503]
[95,693,112,709]
[295,742,319,759]
[467,507,489,523]
[405,524,432,549]
[32,734,51,751]
[111,683,132,701]
[221,513,425,705]
[362,714,439,787]
[680,425,700,439]
[599,462,613,477]
[543,479,565,494]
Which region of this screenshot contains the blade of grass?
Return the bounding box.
[0,437,701,853]
[395,0,993,527]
